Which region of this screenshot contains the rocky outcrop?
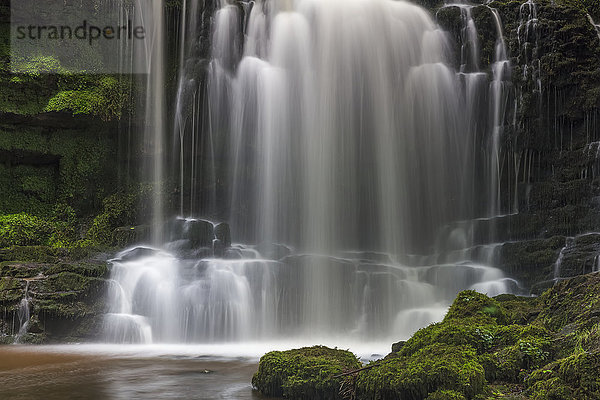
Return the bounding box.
[0,246,109,343]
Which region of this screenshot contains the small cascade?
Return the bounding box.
[488,6,512,222]
[587,14,600,40]
[517,0,541,92]
[554,237,573,280]
[445,2,480,73]
[14,281,31,344]
[582,141,600,180]
[594,254,600,273]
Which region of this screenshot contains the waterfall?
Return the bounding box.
[14,281,31,344]
[554,237,573,280]
[104,0,523,346]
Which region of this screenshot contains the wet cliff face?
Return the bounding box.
[0,247,109,344]
[433,0,600,290]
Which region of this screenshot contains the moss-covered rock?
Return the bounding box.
[444,290,507,324]
[252,346,361,399]
[536,272,600,332]
[526,352,600,399]
[356,344,485,400]
[0,245,109,342]
[495,294,542,325]
[399,320,497,356]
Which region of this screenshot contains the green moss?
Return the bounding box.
[252,346,361,399]
[45,76,130,121]
[0,276,23,303]
[356,344,485,400]
[0,211,88,250]
[0,124,117,216]
[536,273,600,332]
[0,246,64,263]
[444,290,507,324]
[0,213,55,248]
[399,320,497,356]
[526,352,600,399]
[495,294,542,325]
[1,43,133,119]
[425,389,466,400]
[86,187,151,247]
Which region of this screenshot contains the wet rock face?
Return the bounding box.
[553,233,600,278]
[0,247,109,343]
[434,0,600,290]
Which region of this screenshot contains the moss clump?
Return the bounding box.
[399,320,497,356]
[495,294,542,325]
[356,344,485,400]
[85,188,151,247]
[0,213,55,248]
[45,76,130,121]
[346,290,556,398]
[444,290,507,324]
[0,209,84,250]
[537,273,600,332]
[252,346,361,399]
[526,352,600,399]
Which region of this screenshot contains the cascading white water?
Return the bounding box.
[588,14,600,40]
[554,237,573,280]
[105,242,520,344]
[105,0,522,347]
[488,7,512,221]
[204,0,469,253]
[14,281,30,344]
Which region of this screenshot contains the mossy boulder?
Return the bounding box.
[252,346,361,399]
[444,290,507,324]
[495,294,542,325]
[398,320,497,356]
[346,290,554,398]
[356,344,485,400]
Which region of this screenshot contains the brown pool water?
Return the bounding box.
[0,346,266,399]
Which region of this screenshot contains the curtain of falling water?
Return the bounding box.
[179,0,470,257]
[141,0,167,244]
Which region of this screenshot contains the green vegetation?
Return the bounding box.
[85,187,151,247]
[0,213,55,247]
[45,75,131,121]
[253,275,600,399]
[252,346,361,399]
